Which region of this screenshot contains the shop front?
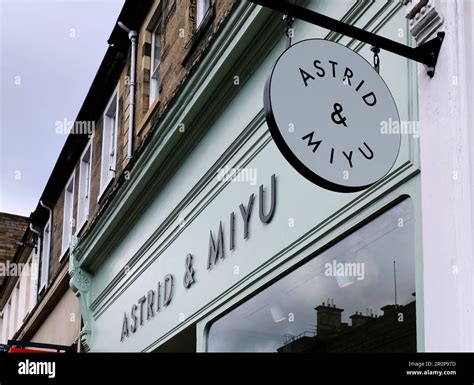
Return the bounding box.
[71,0,425,352]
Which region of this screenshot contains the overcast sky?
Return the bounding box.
[0,0,123,217]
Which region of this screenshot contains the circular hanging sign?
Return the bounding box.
[264,39,401,193]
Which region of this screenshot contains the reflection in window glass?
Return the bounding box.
[207,199,416,352]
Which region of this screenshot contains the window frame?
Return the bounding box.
[61,172,75,260]
[99,85,119,200]
[12,282,20,331]
[77,141,92,234]
[5,299,11,340]
[9,284,19,334]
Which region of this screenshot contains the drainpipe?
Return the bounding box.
[40,200,53,226]
[28,224,41,253]
[39,200,52,251]
[117,21,137,161]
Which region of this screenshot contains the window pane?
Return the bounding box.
[150,25,161,105]
[196,0,210,27]
[152,30,160,74]
[207,199,416,352]
[84,158,90,199]
[62,177,74,253]
[110,115,116,157]
[40,224,50,287]
[101,91,118,191]
[78,146,91,228]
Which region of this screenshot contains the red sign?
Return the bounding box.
[9,347,55,353]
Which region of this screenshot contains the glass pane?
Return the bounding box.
[150,25,161,104]
[207,199,416,352]
[110,115,116,158]
[196,0,210,28]
[41,225,50,286]
[152,29,160,73]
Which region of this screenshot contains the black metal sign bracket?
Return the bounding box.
[249,0,445,78]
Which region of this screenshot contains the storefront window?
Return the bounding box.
[207,199,416,352]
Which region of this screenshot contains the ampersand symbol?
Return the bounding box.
[183,253,195,289]
[331,103,348,127]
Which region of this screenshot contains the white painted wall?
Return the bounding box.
[30,289,80,346]
[419,0,474,351]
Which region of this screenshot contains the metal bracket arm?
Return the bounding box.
[249,0,444,77]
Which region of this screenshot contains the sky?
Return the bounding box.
[0,0,124,217]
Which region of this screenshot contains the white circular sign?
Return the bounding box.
[265,39,401,192]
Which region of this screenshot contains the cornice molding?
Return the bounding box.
[402,0,444,43]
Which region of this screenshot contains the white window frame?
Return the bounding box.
[61,173,75,259]
[99,86,119,199]
[196,0,211,29]
[5,299,11,340]
[1,301,10,344]
[12,282,21,331]
[0,314,3,345]
[22,254,34,319]
[149,22,161,106]
[8,289,17,339]
[17,268,28,326]
[77,141,92,234]
[40,219,51,291]
[28,252,38,312]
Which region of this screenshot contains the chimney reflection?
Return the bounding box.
[278,296,416,353]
